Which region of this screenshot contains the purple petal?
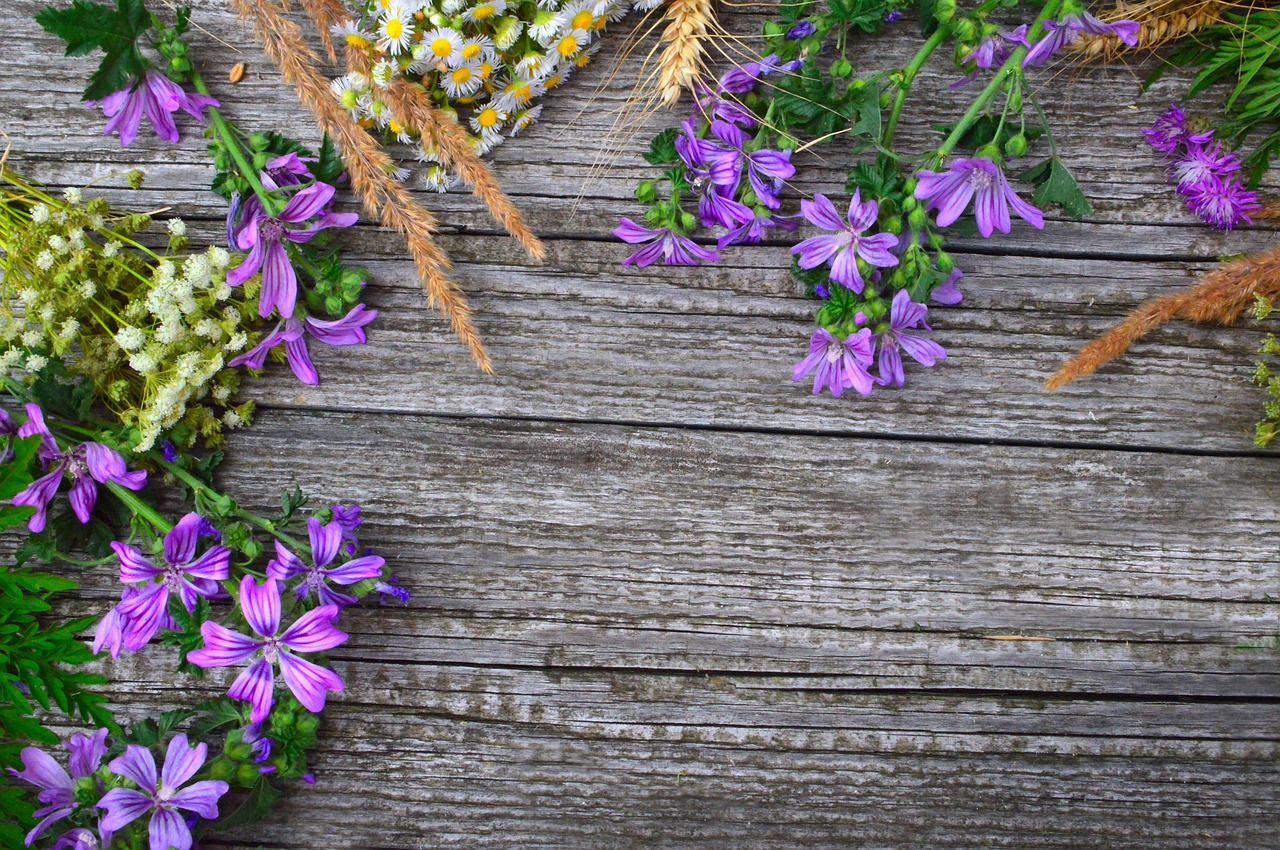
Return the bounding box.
[800,194,845,231]
[899,332,947,367]
[183,546,231,581]
[97,788,152,833]
[613,217,660,244]
[278,651,343,714]
[890,289,928,330]
[790,234,841,269]
[307,517,343,568]
[323,554,385,585]
[878,340,905,387]
[239,575,281,638]
[67,728,110,778]
[267,540,308,581]
[304,304,377,346]
[11,748,72,801]
[108,745,157,793]
[259,241,298,318]
[226,235,266,288]
[13,465,64,533]
[112,542,160,583]
[67,475,97,524]
[92,605,127,659]
[828,248,864,293]
[187,621,263,667]
[160,735,206,789]
[26,807,75,844]
[163,513,203,565]
[148,808,192,850]
[280,605,348,653]
[227,657,276,724]
[227,323,286,370]
[102,88,144,147]
[168,779,229,820]
[280,182,336,223]
[284,335,319,385]
[622,240,666,268]
[117,583,169,652]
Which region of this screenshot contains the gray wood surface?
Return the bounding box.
[5,0,1280,847]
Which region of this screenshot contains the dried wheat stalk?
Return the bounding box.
[657,0,714,107]
[1075,0,1261,60]
[1046,244,1280,390]
[231,0,492,372]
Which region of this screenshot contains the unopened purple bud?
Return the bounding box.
[884,9,901,21]
[786,21,815,39]
[303,772,316,785]
[160,440,178,462]
[814,282,830,300]
[259,765,276,774]
[854,312,867,325]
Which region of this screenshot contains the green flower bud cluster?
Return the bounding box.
[0,173,263,453]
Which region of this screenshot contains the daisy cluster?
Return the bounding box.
[1144,103,1260,231]
[329,0,644,188]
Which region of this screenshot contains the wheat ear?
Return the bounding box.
[231,0,492,372]
[1046,244,1280,390]
[1074,0,1250,60]
[382,81,545,262]
[657,0,713,107]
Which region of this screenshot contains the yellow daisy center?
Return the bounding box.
[544,73,562,89]
[557,36,579,57]
[452,67,473,83]
[477,108,499,128]
[346,34,371,48]
[571,10,593,29]
[388,118,404,133]
[591,15,607,30]
[431,37,454,57]
[472,4,496,18]
[462,43,482,59]
[385,18,404,39]
[478,62,493,78]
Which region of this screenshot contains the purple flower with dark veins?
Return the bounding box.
[692,82,756,129]
[9,729,110,847]
[614,218,719,267]
[226,182,359,318]
[374,574,412,605]
[793,327,877,397]
[718,54,802,94]
[93,585,181,659]
[717,209,799,249]
[331,504,363,553]
[791,191,899,293]
[12,404,146,533]
[1184,173,1259,230]
[786,21,815,39]
[267,516,385,607]
[1024,12,1139,67]
[98,734,229,850]
[709,120,795,209]
[914,158,1044,238]
[228,304,377,385]
[875,289,947,386]
[90,71,218,148]
[187,576,348,722]
[112,513,232,653]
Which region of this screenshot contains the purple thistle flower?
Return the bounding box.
[614,218,720,267]
[717,209,799,249]
[90,71,218,148]
[112,513,232,653]
[267,516,385,607]
[12,404,146,533]
[98,734,229,850]
[1024,12,1139,67]
[9,729,110,847]
[1170,136,1241,193]
[914,158,1044,238]
[1143,104,1195,155]
[875,290,947,386]
[226,182,359,319]
[187,576,348,722]
[1183,173,1259,230]
[228,303,377,385]
[786,21,816,39]
[791,191,899,294]
[709,120,795,209]
[792,327,877,397]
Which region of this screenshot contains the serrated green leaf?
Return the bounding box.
[36,0,154,101]
[1019,156,1091,220]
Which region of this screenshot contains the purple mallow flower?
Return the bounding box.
[793,327,877,397]
[718,209,798,249]
[718,54,801,94]
[12,404,146,533]
[875,290,947,386]
[913,158,1044,238]
[267,516,385,607]
[112,513,232,653]
[614,218,719,266]
[791,191,899,293]
[228,303,377,386]
[187,576,347,722]
[98,734,229,850]
[226,182,359,318]
[709,120,795,209]
[93,585,180,659]
[331,504,363,553]
[1024,11,1139,67]
[9,729,110,847]
[786,21,815,39]
[374,574,412,605]
[91,71,218,148]
[932,269,964,305]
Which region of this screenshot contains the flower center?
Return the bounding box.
[263,637,281,665]
[385,19,403,39]
[260,218,286,243]
[968,168,995,191]
[155,784,177,807]
[825,341,844,363]
[163,564,184,593]
[305,567,326,595]
[835,230,855,249]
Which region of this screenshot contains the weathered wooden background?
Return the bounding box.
[4,0,1280,846]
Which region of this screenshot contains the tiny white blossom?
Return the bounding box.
[35,251,55,271]
[114,326,146,351]
[167,218,187,237]
[24,354,47,371]
[212,385,232,402]
[227,332,249,352]
[21,330,42,347]
[222,410,244,428]
[30,204,50,224]
[102,241,121,259]
[78,279,97,299]
[209,247,231,268]
[62,187,82,204]
[128,351,158,374]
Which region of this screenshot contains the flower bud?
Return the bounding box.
[878,91,892,109]
[1007,89,1023,112]
[831,59,853,79]
[295,713,320,735]
[882,215,902,235]
[249,133,271,150]
[936,251,955,273]
[974,143,1001,161]
[169,56,191,74]
[902,195,917,212]
[907,206,927,231]
[226,741,254,761]
[1003,133,1028,157]
[934,0,956,22]
[953,18,977,42]
[680,211,698,231]
[208,758,237,782]
[635,180,658,204]
[763,21,783,36]
[904,176,918,195]
[236,763,262,786]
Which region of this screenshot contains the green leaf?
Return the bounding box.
[0,436,40,502]
[214,776,281,831]
[1019,156,1092,219]
[644,127,680,166]
[36,0,154,101]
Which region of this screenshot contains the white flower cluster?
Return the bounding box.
[331,0,629,180]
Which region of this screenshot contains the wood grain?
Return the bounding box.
[2,0,1279,847]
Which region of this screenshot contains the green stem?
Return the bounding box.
[105,480,172,532]
[934,0,1065,162]
[188,68,281,216]
[156,458,307,551]
[882,24,952,149]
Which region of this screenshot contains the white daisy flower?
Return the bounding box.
[558,0,598,33]
[515,52,550,77]
[371,59,396,88]
[422,162,462,193]
[469,106,509,137]
[529,8,561,43]
[574,39,604,67]
[388,163,412,182]
[377,3,415,54]
[442,0,466,13]
[462,0,506,23]
[536,0,560,9]
[510,104,543,136]
[538,62,571,90]
[442,62,484,98]
[493,16,524,50]
[552,28,590,61]
[632,0,662,9]
[331,19,375,51]
[492,76,544,113]
[596,0,629,24]
[422,27,465,67]
[331,73,367,118]
[459,35,496,63]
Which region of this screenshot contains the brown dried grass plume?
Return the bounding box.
[231,0,492,372]
[1046,244,1280,390]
